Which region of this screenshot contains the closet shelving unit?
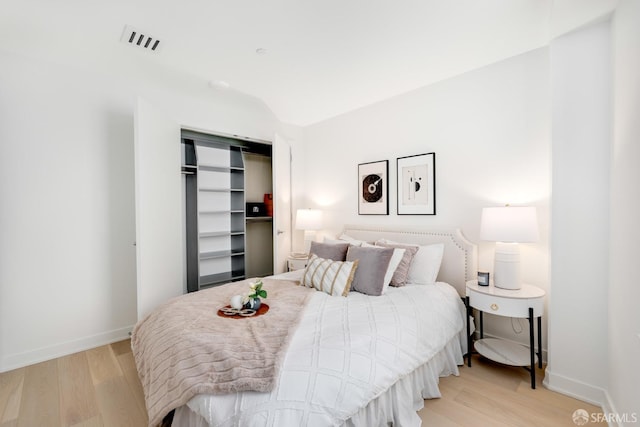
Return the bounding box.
[182,130,273,293]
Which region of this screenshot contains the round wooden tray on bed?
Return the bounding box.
[217,304,270,319]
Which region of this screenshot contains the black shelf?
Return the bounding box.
[200,249,245,260]
[200,271,246,288]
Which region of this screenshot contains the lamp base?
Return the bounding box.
[303,230,317,253]
[493,242,522,290]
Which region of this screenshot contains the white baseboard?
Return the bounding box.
[542,379,629,427]
[1,325,134,373]
[602,390,620,427]
[543,368,607,407]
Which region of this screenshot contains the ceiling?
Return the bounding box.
[0,0,616,126]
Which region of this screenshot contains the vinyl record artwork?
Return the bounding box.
[358,160,389,215]
[397,153,436,215]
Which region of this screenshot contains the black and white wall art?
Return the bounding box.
[397,153,436,215]
[358,160,389,215]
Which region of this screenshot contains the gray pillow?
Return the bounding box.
[346,246,394,296]
[309,241,350,261]
[374,241,419,286]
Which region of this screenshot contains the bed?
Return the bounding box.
[133,225,477,427]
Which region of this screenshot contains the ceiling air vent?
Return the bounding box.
[120,25,161,52]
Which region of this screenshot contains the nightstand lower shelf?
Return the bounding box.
[474,338,538,366]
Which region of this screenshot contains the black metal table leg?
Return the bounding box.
[537,315,542,369]
[479,311,484,338]
[465,296,472,367]
[529,307,536,389]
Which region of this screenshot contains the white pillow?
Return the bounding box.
[324,234,368,247]
[361,243,405,293]
[338,234,367,246]
[407,243,445,285]
[384,248,405,290]
[323,237,349,245]
[301,254,358,296]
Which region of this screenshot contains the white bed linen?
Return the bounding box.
[173,272,467,427]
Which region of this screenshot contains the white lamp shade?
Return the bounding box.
[480,206,539,243]
[295,209,323,230]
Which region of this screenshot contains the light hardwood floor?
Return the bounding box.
[420,355,605,426]
[0,340,147,427]
[0,340,604,427]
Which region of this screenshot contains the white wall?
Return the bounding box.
[544,20,611,404]
[609,1,640,421]
[551,0,617,38]
[301,48,551,348]
[0,49,280,371]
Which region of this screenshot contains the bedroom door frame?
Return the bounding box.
[273,134,292,274]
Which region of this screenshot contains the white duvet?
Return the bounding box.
[181,279,466,426]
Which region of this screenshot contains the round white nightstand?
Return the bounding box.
[287,256,309,272]
[465,280,545,389]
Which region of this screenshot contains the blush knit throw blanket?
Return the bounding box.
[131,278,314,427]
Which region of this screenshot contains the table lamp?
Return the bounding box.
[295,209,323,253]
[480,206,539,290]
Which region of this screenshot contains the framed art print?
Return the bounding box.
[358,160,389,215]
[397,153,436,215]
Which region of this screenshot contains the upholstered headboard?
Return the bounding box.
[342,225,478,296]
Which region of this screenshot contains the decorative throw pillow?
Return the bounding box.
[374,241,420,286]
[407,243,445,285]
[346,246,395,296]
[361,243,406,290]
[301,254,358,296]
[309,241,350,261]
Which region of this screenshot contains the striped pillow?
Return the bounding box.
[301,254,359,297]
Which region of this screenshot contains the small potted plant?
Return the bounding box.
[243,279,267,310]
